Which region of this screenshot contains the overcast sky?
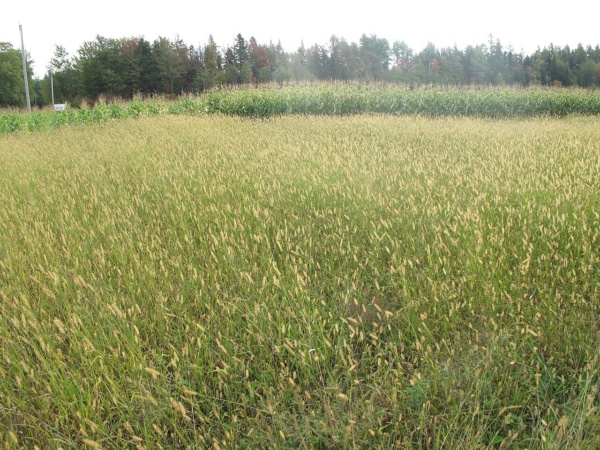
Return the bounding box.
[2,0,599,78]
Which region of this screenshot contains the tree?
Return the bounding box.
[240,61,252,84]
[0,43,28,106]
[234,34,248,69]
[487,37,510,85]
[196,36,223,91]
[76,36,126,99]
[553,54,571,87]
[224,46,240,84]
[31,78,44,107]
[267,40,285,74]
[358,34,390,80]
[340,40,359,80]
[290,41,313,81]
[51,45,79,101]
[153,37,188,94]
[185,45,203,92]
[579,60,597,87]
[273,67,292,86]
[420,42,440,83]
[466,46,489,84]
[225,61,240,85]
[10,32,600,103]
[389,41,413,83]
[392,41,413,69]
[306,44,328,79]
[493,72,505,86]
[249,37,272,82]
[328,36,341,79]
[439,47,466,85]
[120,38,142,97]
[136,38,162,94]
[411,61,428,84]
[573,44,587,68]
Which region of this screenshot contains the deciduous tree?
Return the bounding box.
[0,43,29,107]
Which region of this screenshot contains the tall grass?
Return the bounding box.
[1,115,598,448]
[3,85,600,135]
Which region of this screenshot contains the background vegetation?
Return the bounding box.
[1,115,598,448]
[1,33,600,108]
[2,84,600,135]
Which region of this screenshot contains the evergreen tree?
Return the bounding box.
[234,34,248,69]
[196,36,223,91]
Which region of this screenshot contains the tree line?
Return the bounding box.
[1,34,600,107]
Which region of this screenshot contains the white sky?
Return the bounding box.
[2,0,599,78]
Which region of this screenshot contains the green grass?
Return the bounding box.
[0,115,599,448]
[2,85,600,135]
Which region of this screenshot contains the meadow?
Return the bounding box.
[0,113,599,448]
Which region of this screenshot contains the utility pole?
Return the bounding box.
[50,64,55,105]
[19,23,32,113]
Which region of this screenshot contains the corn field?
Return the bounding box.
[2,85,600,135]
[0,114,599,448]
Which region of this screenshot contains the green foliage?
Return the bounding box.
[195,36,224,91]
[257,66,272,83]
[234,33,248,68]
[0,43,32,107]
[579,60,597,87]
[358,34,391,80]
[198,85,600,118]
[274,67,293,86]
[239,61,253,84]
[4,35,600,108]
[44,45,81,104]
[0,98,162,134]
[8,35,600,109]
[76,36,126,99]
[3,85,600,135]
[153,37,188,94]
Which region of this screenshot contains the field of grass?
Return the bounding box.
[0,114,599,448]
[2,85,600,135]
